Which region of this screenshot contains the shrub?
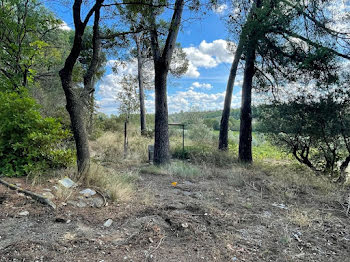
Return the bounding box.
[258,94,350,180]
[0,91,74,176]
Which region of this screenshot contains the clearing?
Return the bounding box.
[1,162,350,261]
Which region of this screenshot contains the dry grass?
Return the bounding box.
[288,208,315,228]
[86,163,138,202]
[140,161,203,179]
[90,131,153,167]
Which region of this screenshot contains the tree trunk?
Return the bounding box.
[238,44,256,163]
[149,0,184,165]
[135,34,147,135]
[59,0,103,180]
[153,65,170,164]
[339,155,350,183]
[219,39,244,150]
[124,120,128,158]
[60,72,90,180]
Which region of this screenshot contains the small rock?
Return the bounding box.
[262,211,272,218]
[61,202,67,206]
[58,177,76,188]
[80,188,96,197]
[42,192,55,200]
[183,181,194,186]
[77,200,87,208]
[182,191,192,197]
[104,219,113,227]
[272,203,288,209]
[17,193,25,197]
[193,192,203,199]
[181,222,188,228]
[19,211,29,216]
[92,197,104,208]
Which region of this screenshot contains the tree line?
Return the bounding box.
[1,0,350,182]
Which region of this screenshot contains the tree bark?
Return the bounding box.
[124,120,128,158]
[135,33,147,135]
[153,65,170,163]
[218,39,244,150]
[149,0,184,165]
[238,43,256,163]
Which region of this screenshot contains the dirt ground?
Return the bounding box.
[1,164,350,262]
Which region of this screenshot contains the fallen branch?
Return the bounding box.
[0,178,56,210]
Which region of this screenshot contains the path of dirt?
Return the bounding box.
[1,166,350,261]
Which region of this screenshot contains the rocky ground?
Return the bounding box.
[1,163,350,262]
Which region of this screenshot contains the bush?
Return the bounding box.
[0,91,74,176]
[258,94,350,179]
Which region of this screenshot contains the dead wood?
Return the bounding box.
[0,178,56,210]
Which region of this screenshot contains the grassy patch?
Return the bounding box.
[140,165,168,176]
[90,131,153,167]
[140,161,202,179]
[86,163,138,202]
[165,161,202,178]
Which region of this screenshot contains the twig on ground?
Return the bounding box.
[145,236,166,261]
[0,178,56,209]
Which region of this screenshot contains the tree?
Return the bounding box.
[116,75,140,157]
[220,0,350,162]
[113,3,188,136]
[59,0,104,180]
[147,0,185,164]
[0,0,61,90]
[258,87,350,182]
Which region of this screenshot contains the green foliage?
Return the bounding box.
[0,0,62,89]
[258,89,350,175]
[0,91,75,176]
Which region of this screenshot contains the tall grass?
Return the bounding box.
[90,131,153,166]
[86,163,138,202]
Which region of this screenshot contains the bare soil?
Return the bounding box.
[1,165,350,262]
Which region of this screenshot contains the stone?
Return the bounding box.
[181,222,189,228]
[79,188,96,197]
[182,191,192,197]
[104,219,113,228]
[19,211,29,216]
[272,203,288,209]
[77,200,87,208]
[92,197,104,208]
[58,177,76,188]
[183,181,195,186]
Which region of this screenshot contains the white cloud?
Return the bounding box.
[97,59,138,114]
[212,4,228,14]
[145,85,241,114]
[97,39,238,115]
[183,40,235,78]
[59,21,72,31]
[190,82,213,90]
